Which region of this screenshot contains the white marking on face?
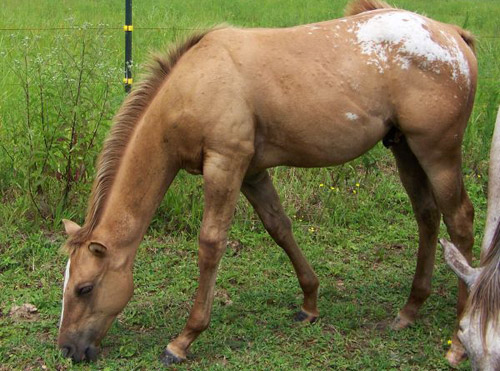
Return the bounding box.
[350,12,470,82]
[345,112,359,121]
[459,310,500,370]
[59,259,71,328]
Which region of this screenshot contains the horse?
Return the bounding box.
[441,107,500,371]
[57,0,478,366]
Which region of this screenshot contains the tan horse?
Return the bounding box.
[58,0,477,366]
[441,107,500,371]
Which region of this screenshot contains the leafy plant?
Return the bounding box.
[1,26,122,221]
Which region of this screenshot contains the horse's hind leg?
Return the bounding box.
[405,132,474,366]
[390,138,441,330]
[242,171,319,322]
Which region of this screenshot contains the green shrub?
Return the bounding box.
[0,26,123,222]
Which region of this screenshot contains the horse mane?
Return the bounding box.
[344,0,392,16]
[470,220,500,346]
[66,28,215,252]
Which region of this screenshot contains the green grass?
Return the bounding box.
[1,0,499,370]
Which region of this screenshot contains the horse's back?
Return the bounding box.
[161,8,477,170]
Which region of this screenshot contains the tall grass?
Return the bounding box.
[0,0,498,228]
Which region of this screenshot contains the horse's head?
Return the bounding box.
[57,219,134,362]
[439,108,500,370]
[440,237,500,371]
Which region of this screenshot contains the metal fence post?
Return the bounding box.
[124,0,133,93]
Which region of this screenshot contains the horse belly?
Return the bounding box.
[251,113,389,170]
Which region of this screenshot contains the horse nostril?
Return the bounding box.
[85,345,99,361]
[61,345,74,358]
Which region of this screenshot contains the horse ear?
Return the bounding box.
[88,242,107,257]
[439,238,481,289]
[62,219,81,236]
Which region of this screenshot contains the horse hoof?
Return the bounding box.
[446,341,467,367]
[294,310,318,323]
[390,313,413,330]
[160,348,185,366]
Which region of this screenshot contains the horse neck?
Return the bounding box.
[481,108,500,259]
[93,111,178,250]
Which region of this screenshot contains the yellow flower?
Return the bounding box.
[319,183,324,187]
[447,340,452,345]
[356,183,360,187]
[308,227,315,233]
[478,174,481,178]
[353,190,357,194]
[330,186,335,190]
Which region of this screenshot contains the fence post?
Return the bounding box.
[124,0,133,93]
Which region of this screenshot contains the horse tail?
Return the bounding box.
[344,0,392,17]
[453,25,476,55]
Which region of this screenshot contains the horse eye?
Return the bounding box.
[77,285,94,296]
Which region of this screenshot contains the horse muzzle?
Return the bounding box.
[60,342,99,362]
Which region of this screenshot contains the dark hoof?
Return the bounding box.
[160,349,184,366]
[294,310,318,323]
[390,312,414,331]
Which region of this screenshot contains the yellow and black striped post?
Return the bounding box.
[124,0,133,93]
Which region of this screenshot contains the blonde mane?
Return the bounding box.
[469,221,500,345]
[67,29,214,251]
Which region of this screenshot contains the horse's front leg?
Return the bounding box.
[161,150,251,366]
[242,171,319,322]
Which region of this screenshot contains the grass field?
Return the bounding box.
[1,0,499,370]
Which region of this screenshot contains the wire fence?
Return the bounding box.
[0,27,209,31]
[0,26,498,37]
[1,24,498,91]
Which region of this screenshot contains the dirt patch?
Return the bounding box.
[9,303,39,321]
[227,239,244,257]
[215,288,233,306]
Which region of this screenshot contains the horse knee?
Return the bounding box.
[198,234,226,269]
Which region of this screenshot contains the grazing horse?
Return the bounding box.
[441,107,500,371]
[57,0,477,366]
